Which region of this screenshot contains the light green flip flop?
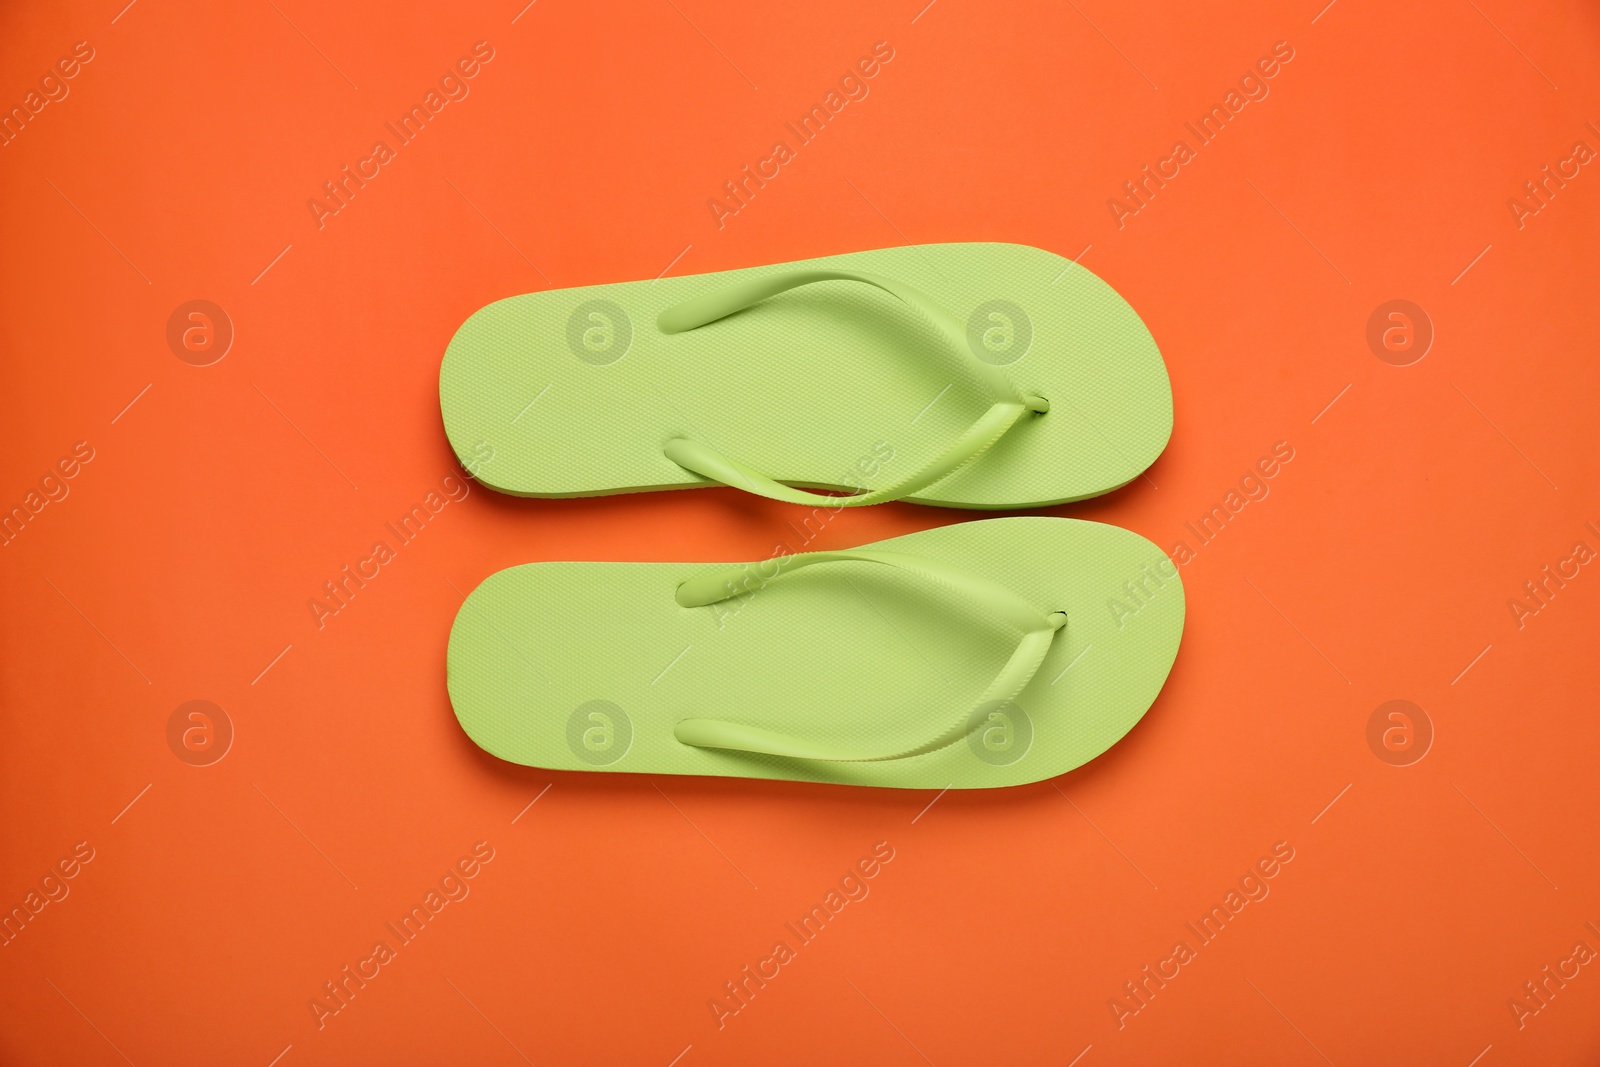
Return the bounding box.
[440,243,1171,510]
[447,517,1184,789]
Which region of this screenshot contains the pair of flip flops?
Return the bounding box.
[442,243,1184,789]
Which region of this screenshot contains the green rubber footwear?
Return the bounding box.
[447,517,1184,789]
[440,243,1171,510]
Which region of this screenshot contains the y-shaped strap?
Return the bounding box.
[672,548,1067,762]
[657,269,1049,507]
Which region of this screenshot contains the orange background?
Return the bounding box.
[3,1,1599,1064]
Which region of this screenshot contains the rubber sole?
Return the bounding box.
[440,243,1172,509]
[447,517,1185,788]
